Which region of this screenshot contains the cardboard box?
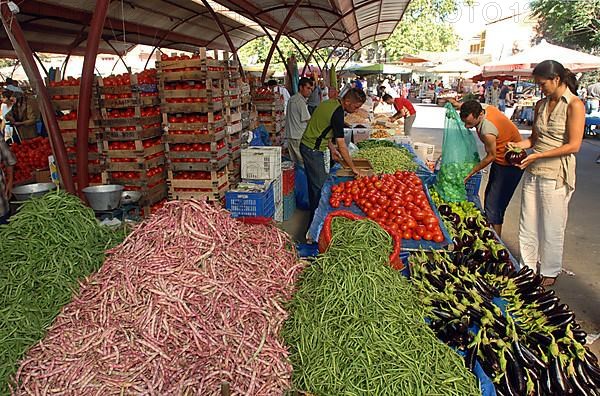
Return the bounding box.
[413,142,435,162]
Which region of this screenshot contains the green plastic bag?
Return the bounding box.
[436,103,480,201]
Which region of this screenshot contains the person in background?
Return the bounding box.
[285,77,314,166]
[382,94,416,136]
[452,99,523,236]
[0,138,16,224]
[478,82,485,102]
[267,79,290,114]
[1,91,15,141]
[307,72,322,115]
[4,91,39,141]
[485,79,502,107]
[508,60,585,286]
[300,88,367,232]
[319,80,329,101]
[498,83,512,112]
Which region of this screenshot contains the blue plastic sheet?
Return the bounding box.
[307,164,452,251]
[295,165,310,210]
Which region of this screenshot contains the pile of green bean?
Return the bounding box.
[283,217,479,396]
[0,191,125,393]
[353,146,418,173]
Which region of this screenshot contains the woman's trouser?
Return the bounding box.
[518,173,574,278]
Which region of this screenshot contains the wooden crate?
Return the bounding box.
[168,187,228,202]
[167,168,228,188]
[101,126,162,141]
[105,153,166,171]
[156,48,226,69]
[60,131,100,146]
[229,146,241,160]
[160,86,224,100]
[163,129,226,144]
[103,168,167,186]
[102,141,164,159]
[226,122,243,135]
[225,110,242,124]
[165,144,228,160]
[224,97,241,108]
[162,113,226,131]
[99,95,160,109]
[96,73,158,95]
[99,114,162,129]
[160,100,223,114]
[168,155,230,172]
[57,118,100,130]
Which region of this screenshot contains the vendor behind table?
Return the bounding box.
[300,88,367,230]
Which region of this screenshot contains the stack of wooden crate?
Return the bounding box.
[252,88,284,146]
[223,60,245,187]
[157,49,230,201]
[96,71,168,214]
[47,77,104,186]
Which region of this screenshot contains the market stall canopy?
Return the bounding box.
[346,63,412,75]
[398,54,429,64]
[0,0,263,56]
[209,0,413,50]
[482,40,600,77]
[428,60,481,77]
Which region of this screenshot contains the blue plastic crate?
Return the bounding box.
[225,183,274,218]
[466,171,483,209]
[283,192,295,221]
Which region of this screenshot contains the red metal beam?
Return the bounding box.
[76,0,110,192]
[261,0,305,83]
[0,4,75,193]
[199,0,241,70]
[19,0,210,48]
[301,0,390,74]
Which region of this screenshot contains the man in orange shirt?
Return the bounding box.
[382,94,416,136]
[458,100,523,236]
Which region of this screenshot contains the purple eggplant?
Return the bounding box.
[438,204,452,216]
[505,147,527,166]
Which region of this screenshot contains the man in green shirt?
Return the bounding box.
[300,88,367,227]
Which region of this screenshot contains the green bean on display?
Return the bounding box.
[353,146,418,173]
[283,217,479,396]
[0,191,125,394]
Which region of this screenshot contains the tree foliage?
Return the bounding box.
[237,36,330,67]
[383,0,465,60]
[529,0,600,52]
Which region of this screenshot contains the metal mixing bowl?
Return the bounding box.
[82,184,124,211]
[12,182,57,201]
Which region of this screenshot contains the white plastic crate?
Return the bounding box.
[413,142,435,162]
[271,174,282,205]
[274,200,283,222]
[241,146,282,180]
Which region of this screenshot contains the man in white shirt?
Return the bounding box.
[285,77,314,165]
[267,79,291,114]
[485,79,501,107]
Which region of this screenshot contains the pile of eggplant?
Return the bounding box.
[411,251,600,395]
[418,192,600,395]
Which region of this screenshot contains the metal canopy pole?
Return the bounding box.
[302,0,381,75]
[260,0,304,83]
[76,0,109,192]
[200,0,245,76]
[0,3,76,193]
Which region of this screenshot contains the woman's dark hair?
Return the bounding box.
[532,60,578,94]
[459,100,484,120]
[382,94,393,101]
[2,90,11,99]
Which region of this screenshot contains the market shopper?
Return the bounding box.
[0,138,16,224]
[498,84,513,112]
[4,91,40,140]
[456,99,523,236]
[382,94,416,136]
[285,77,314,166]
[267,79,290,114]
[485,79,501,107]
[300,88,367,230]
[508,60,585,286]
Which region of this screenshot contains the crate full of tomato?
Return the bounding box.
[328,171,447,243]
[11,137,52,184]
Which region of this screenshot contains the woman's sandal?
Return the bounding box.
[541,276,557,287]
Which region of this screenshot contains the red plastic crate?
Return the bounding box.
[282,165,295,195]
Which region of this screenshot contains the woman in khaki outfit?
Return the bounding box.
[509,60,585,286]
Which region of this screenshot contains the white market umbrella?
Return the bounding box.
[482,40,600,77]
[428,60,481,77]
